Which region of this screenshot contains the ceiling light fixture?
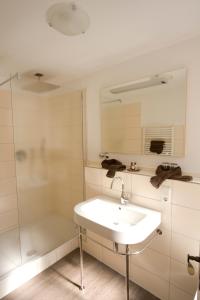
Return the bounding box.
[46,2,90,36]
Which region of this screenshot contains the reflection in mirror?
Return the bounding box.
[100,68,186,157]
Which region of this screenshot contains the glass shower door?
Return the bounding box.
[0,79,21,277]
[12,84,84,264]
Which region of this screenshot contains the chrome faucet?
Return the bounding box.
[110,176,129,205]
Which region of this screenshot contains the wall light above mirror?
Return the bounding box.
[100,68,187,157]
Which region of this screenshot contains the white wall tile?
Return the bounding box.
[0,126,13,143]
[86,230,113,249]
[0,178,17,197]
[149,227,171,256]
[0,109,12,126]
[101,247,125,276]
[171,232,199,264]
[169,284,194,300]
[101,168,112,188]
[172,205,200,240]
[172,180,200,209]
[85,167,102,186]
[0,144,14,161]
[125,172,132,193]
[131,247,170,281]
[0,162,15,180]
[102,187,121,199]
[83,239,102,261]
[85,183,102,198]
[130,263,169,300]
[83,168,200,300]
[170,259,198,295]
[132,174,171,200]
[0,90,12,108]
[0,194,18,214]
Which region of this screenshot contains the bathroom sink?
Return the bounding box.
[74,196,161,245]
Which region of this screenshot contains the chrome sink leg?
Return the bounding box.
[125,245,130,300]
[79,226,84,291]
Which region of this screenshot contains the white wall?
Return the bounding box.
[64,36,200,174]
[84,166,200,300]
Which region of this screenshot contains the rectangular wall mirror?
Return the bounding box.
[100,68,187,157]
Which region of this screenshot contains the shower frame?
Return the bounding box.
[0,73,86,279]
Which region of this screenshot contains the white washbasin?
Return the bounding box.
[74,196,161,245]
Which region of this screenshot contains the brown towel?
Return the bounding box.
[101,159,126,178]
[150,140,165,154]
[150,165,192,188]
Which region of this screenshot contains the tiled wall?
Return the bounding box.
[12,91,54,226]
[84,166,200,300]
[12,89,84,226]
[47,90,84,220]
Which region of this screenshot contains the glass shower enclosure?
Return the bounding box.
[0,73,84,277]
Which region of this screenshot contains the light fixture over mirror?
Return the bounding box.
[110,74,172,94]
[46,2,90,36]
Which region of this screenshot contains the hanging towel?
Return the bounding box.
[101,159,126,178]
[150,165,192,188]
[150,140,165,154]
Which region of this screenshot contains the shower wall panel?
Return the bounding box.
[12,92,55,227]
[47,90,84,220]
[11,89,84,264]
[0,88,21,277]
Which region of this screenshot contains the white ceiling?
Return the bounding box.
[0,0,200,85]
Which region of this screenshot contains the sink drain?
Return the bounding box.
[113,222,119,225]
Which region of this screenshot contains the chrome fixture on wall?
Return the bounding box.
[110,176,129,205]
[127,161,140,172]
[15,150,27,162]
[99,152,109,159]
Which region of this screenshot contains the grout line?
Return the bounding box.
[168,186,173,300]
[171,229,200,241]
[0,207,18,216]
[172,202,200,211]
[169,282,195,296]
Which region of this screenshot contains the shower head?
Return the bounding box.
[21,73,60,93]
